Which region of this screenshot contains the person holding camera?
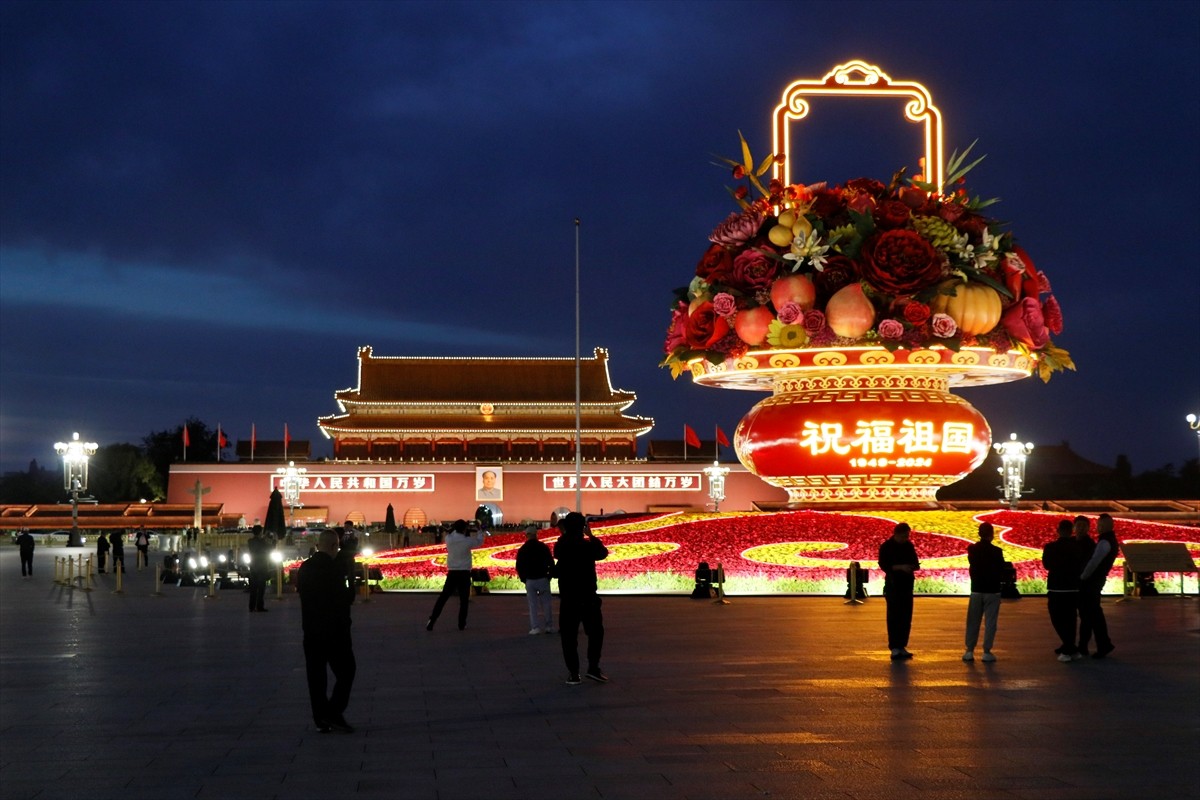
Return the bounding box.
[554,512,608,684]
[425,519,488,631]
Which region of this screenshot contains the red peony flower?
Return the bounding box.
[845,177,885,197]
[730,248,778,291]
[683,301,730,350]
[696,243,734,284]
[858,230,944,295]
[802,309,826,337]
[1002,297,1049,349]
[813,255,858,302]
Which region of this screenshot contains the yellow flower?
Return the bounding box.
[766,320,809,347]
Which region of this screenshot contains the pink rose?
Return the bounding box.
[712,292,738,319]
[877,318,904,339]
[777,302,803,325]
[802,309,826,337]
[730,248,778,291]
[931,313,958,338]
[1001,297,1048,348]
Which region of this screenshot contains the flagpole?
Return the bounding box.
[683,424,687,462]
[217,423,222,463]
[714,424,718,462]
[251,423,256,462]
[573,217,582,514]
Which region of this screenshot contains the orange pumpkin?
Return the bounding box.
[930,280,1002,335]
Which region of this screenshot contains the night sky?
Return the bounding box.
[2,0,1198,478]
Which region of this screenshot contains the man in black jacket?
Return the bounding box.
[1043,519,1082,662]
[554,513,608,684]
[878,522,921,660]
[963,522,1006,662]
[516,525,554,635]
[246,525,271,612]
[297,530,355,733]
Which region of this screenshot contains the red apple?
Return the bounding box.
[769,274,817,312]
[734,306,774,346]
[826,283,875,338]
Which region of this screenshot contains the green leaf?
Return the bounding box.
[961,268,1014,300]
[755,153,776,177]
[848,208,876,238]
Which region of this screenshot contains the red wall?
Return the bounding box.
[167,462,788,526]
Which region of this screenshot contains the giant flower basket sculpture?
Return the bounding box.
[662,62,1073,505]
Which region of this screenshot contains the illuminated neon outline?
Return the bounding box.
[772,60,944,193]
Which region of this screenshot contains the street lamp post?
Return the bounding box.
[1187,413,1200,462]
[994,433,1034,511]
[703,461,730,512]
[275,461,307,528]
[54,432,98,547]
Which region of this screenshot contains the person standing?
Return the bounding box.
[963,522,1005,662]
[1043,519,1082,662]
[16,529,35,577]
[296,530,356,734]
[246,525,271,612]
[516,525,555,635]
[96,530,109,573]
[1079,513,1119,659]
[425,519,487,631]
[878,522,921,660]
[554,512,609,684]
[134,527,151,570]
[110,530,126,574]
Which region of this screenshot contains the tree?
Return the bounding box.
[89,443,165,502]
[143,417,216,491]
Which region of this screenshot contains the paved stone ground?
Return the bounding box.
[1,545,1197,800]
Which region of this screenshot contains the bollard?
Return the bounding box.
[275,563,284,601]
[713,561,730,605]
[359,568,371,603]
[66,556,75,588]
[81,556,93,591]
[54,556,62,585]
[207,562,217,598]
[153,563,163,596]
[114,562,124,594]
[844,561,865,606]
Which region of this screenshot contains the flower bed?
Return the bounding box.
[357,510,1199,594]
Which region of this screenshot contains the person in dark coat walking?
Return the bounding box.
[1078,513,1119,659]
[246,525,271,612]
[96,530,110,573]
[962,522,1006,662]
[110,530,126,574]
[296,530,356,734]
[336,522,360,604]
[1043,519,1082,662]
[878,522,921,660]
[554,512,609,684]
[516,525,555,634]
[16,530,35,577]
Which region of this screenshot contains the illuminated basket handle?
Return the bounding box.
[772,61,944,194]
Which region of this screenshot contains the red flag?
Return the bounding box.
[716,426,730,447]
[284,423,290,447]
[182,425,190,447]
[218,430,228,448]
[684,424,701,449]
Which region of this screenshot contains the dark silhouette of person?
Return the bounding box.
[296,530,356,734]
[1078,513,1119,658]
[134,527,151,570]
[963,522,1006,662]
[878,522,920,660]
[17,529,35,577]
[247,525,271,612]
[554,512,609,684]
[110,530,126,574]
[96,530,110,573]
[516,525,555,634]
[1043,518,1082,662]
[425,519,487,631]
